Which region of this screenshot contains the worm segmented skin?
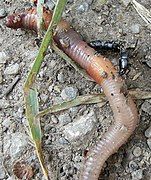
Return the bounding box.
[6,8,139,180]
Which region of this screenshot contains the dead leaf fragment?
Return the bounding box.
[13,161,34,180]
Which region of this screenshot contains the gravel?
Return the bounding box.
[131,24,140,34]
[3,132,28,159]
[147,139,151,150]
[131,169,143,180]
[58,113,72,126]
[0,8,7,19]
[4,63,19,75]
[145,126,151,138]
[141,100,151,115]
[61,86,78,101]
[132,146,142,157]
[63,111,97,142]
[0,51,9,64]
[77,2,89,13]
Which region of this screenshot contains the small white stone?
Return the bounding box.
[0,51,9,64]
[132,146,142,157]
[131,24,140,34]
[145,126,151,138]
[4,63,19,75]
[147,138,151,150]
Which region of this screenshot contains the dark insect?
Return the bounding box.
[88,40,128,75]
[119,49,128,75]
[88,40,120,52]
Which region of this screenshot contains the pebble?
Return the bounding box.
[141,100,151,115]
[0,154,5,179]
[46,0,55,10]
[131,169,143,180]
[63,111,97,142]
[51,115,59,124]
[53,96,63,105]
[145,126,151,138]
[4,63,19,75]
[0,51,9,64]
[2,118,11,129]
[3,132,28,158]
[147,138,151,150]
[131,24,140,34]
[77,2,89,14]
[67,0,74,3]
[58,137,69,145]
[58,113,72,126]
[128,161,139,172]
[0,8,7,19]
[0,99,10,109]
[57,72,65,83]
[61,86,78,101]
[132,146,142,157]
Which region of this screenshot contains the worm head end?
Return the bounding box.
[5,14,23,29]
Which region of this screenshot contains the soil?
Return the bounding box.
[0,0,151,179]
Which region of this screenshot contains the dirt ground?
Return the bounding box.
[0,0,151,179]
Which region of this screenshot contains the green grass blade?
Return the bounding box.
[25,88,49,179]
[24,0,68,179]
[24,0,68,92]
[37,89,151,117]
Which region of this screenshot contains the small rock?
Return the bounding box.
[2,118,11,129]
[51,115,59,124]
[145,126,151,138]
[132,146,142,157]
[67,0,74,3]
[61,86,78,101]
[40,93,48,103]
[129,161,139,172]
[58,137,69,145]
[4,63,19,75]
[77,2,89,13]
[131,169,143,180]
[147,138,151,149]
[58,113,71,126]
[47,0,55,10]
[53,96,63,105]
[121,0,131,6]
[0,8,7,18]
[86,0,93,5]
[4,132,28,158]
[0,155,5,179]
[0,51,9,64]
[131,24,140,34]
[0,99,10,109]
[141,100,151,115]
[63,111,97,142]
[57,72,65,83]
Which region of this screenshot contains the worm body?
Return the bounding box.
[6,8,139,180]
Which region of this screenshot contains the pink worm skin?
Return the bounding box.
[6,8,139,180]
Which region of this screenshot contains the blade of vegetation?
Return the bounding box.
[37,0,45,37]
[37,94,106,117]
[24,0,67,179]
[52,43,94,81]
[37,89,151,117]
[24,0,68,91]
[25,88,49,178]
[132,0,151,29]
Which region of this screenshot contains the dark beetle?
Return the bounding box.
[88,40,128,75]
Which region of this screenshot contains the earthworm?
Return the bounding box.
[6,8,139,180]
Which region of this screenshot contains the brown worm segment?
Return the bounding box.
[6,8,139,180]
